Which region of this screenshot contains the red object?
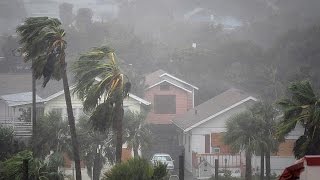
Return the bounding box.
[279,156,320,180]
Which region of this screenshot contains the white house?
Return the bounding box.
[172,88,303,179]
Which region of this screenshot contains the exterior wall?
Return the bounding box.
[274,139,295,156]
[211,133,231,154]
[183,101,254,172]
[44,93,83,121]
[44,93,142,121]
[145,84,192,124]
[252,156,296,175]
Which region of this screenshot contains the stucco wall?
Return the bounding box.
[145,84,192,124]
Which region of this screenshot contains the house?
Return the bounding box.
[172,88,304,178]
[143,69,198,167]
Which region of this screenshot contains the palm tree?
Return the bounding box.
[277,80,320,158]
[77,117,115,180]
[250,102,279,180]
[123,110,151,157]
[223,111,262,180]
[16,17,82,180]
[73,46,130,163]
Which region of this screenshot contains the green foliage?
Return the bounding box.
[103,158,153,180]
[0,125,14,161]
[0,125,25,161]
[77,116,115,179]
[151,162,168,180]
[16,17,66,87]
[123,110,152,157]
[102,158,168,180]
[73,45,130,131]
[32,112,71,160]
[277,80,320,158]
[223,111,262,152]
[0,150,64,180]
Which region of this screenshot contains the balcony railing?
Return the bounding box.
[0,118,32,137]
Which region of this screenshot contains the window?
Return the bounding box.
[160,83,170,91]
[212,147,220,154]
[52,108,63,116]
[154,95,176,114]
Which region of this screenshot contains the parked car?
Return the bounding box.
[151,153,174,170]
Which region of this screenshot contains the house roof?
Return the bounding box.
[145,69,199,92]
[0,92,44,107]
[172,88,258,132]
[44,81,151,106]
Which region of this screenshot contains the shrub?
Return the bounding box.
[0,150,64,180]
[102,158,168,180]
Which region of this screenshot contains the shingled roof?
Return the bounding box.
[145,69,198,92]
[172,88,257,132]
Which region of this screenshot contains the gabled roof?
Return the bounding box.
[145,69,199,92]
[172,88,258,132]
[1,92,44,107]
[44,85,151,106]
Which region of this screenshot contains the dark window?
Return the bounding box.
[154,95,176,114]
[160,83,170,91]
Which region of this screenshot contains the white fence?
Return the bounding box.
[0,118,32,137]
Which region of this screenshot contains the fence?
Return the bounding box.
[192,152,243,179]
[0,118,32,137]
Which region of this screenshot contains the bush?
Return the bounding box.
[0,150,64,180]
[102,158,168,180]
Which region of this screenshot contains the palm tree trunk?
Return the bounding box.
[133,144,139,158]
[266,149,271,180]
[260,147,264,180]
[115,99,124,163]
[32,67,37,157]
[60,56,82,180]
[93,151,101,180]
[245,149,252,180]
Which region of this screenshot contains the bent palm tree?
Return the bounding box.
[223,111,262,180]
[277,80,320,158]
[17,17,82,180]
[73,46,130,163]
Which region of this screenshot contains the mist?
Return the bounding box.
[1,0,320,179]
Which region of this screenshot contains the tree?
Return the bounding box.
[250,102,279,180]
[0,150,64,180]
[277,80,320,158]
[223,111,262,180]
[123,110,151,158]
[102,158,168,180]
[32,111,71,167]
[16,17,82,179]
[77,117,115,180]
[73,46,130,163]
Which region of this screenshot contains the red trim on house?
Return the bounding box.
[305,156,320,166]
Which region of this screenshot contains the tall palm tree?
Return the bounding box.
[123,110,151,157]
[73,46,130,163]
[277,80,320,158]
[16,17,82,180]
[250,102,279,180]
[223,111,262,180]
